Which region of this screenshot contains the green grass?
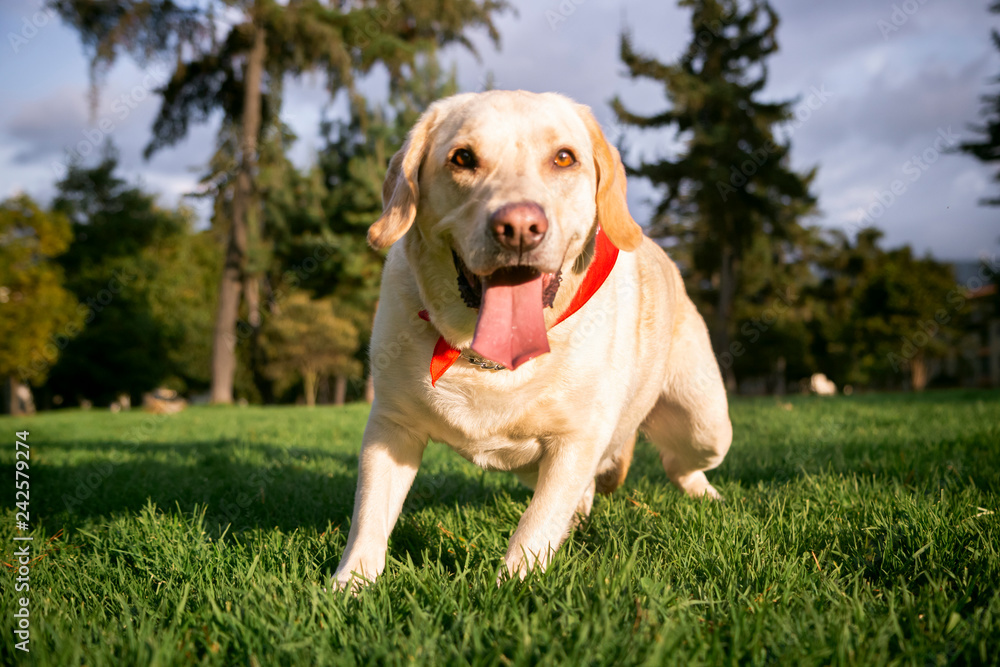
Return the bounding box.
[2,390,999,666]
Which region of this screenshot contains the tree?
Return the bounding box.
[46,151,218,404]
[260,291,360,406]
[811,228,959,391]
[612,0,817,387]
[958,1,1000,206]
[51,0,510,404]
[727,224,822,392]
[311,55,458,315]
[0,195,81,413]
[258,54,458,401]
[186,55,455,404]
[140,224,222,395]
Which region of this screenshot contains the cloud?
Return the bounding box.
[841,57,991,150]
[6,86,90,162]
[1,0,997,259]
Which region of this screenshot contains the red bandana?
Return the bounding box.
[418,226,620,386]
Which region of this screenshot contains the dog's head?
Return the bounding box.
[369,90,643,368]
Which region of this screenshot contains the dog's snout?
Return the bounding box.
[489,202,548,253]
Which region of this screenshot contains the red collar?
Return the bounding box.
[418,226,619,386]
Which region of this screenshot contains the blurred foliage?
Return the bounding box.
[957,0,1000,206]
[0,195,82,386]
[726,225,824,388]
[260,291,360,406]
[50,0,511,403]
[196,54,457,399]
[14,0,991,406]
[49,0,509,158]
[809,228,960,391]
[43,150,219,405]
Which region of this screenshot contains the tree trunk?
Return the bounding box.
[714,243,738,391]
[911,353,928,392]
[245,274,275,403]
[334,374,348,406]
[303,370,317,407]
[244,274,261,329]
[774,356,787,396]
[3,377,35,416]
[209,18,266,404]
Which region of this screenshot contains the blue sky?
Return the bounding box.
[1,0,997,260]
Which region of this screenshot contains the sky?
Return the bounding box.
[1,0,998,261]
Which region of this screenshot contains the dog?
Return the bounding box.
[333,90,732,589]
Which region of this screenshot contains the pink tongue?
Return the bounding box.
[471,268,550,369]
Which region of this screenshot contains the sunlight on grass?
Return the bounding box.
[1,391,998,665]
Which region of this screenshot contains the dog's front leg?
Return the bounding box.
[333,413,426,591]
[501,444,599,582]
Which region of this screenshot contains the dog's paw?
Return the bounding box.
[497,545,554,586]
[331,559,382,594]
[496,562,529,587]
[330,571,373,595]
[702,483,723,501]
[673,470,723,501]
[496,555,532,587]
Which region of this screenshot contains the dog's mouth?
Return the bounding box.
[452,251,562,370]
[453,251,561,309]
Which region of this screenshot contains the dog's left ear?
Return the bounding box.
[578,106,643,252]
[368,106,440,250]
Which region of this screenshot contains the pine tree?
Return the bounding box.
[958,1,1000,206]
[611,0,816,388]
[50,0,510,403]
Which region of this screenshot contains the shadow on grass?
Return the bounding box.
[14,387,998,539]
[629,431,999,495]
[25,438,530,536]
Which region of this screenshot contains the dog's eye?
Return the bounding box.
[450,148,477,169]
[554,149,576,168]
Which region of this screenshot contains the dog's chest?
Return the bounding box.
[419,374,574,471]
[450,435,544,472]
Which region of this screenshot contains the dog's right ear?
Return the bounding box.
[368,107,440,250]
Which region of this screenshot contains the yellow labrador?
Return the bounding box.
[334,90,732,589]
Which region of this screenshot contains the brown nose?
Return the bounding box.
[489,202,549,253]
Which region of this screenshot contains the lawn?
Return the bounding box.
[1,390,999,666]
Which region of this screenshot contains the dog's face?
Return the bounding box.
[369,90,643,367]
